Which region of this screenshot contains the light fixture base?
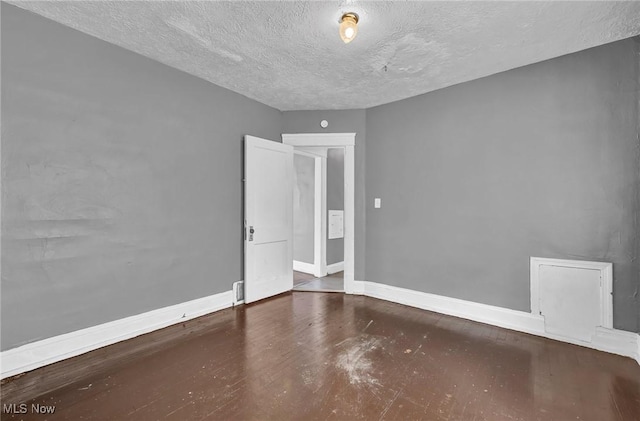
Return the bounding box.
[339,12,360,44]
[340,12,359,24]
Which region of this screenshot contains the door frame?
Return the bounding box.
[292,149,326,277]
[283,133,356,294]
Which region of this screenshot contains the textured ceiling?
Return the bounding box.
[9,1,640,111]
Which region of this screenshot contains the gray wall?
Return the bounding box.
[3,3,638,355]
[282,110,366,280]
[366,37,640,333]
[327,148,344,266]
[1,4,283,350]
[293,154,315,264]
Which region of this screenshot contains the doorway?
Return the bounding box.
[283,133,356,294]
[292,147,345,292]
[291,149,324,277]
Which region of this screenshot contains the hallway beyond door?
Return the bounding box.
[293,271,344,292]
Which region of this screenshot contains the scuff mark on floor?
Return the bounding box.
[363,319,373,332]
[335,334,383,387]
[77,383,92,391]
[301,369,314,386]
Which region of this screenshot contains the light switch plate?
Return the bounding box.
[374,198,381,208]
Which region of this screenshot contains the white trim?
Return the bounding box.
[0,290,233,379]
[3,283,637,380]
[363,281,545,335]
[282,133,356,146]
[530,257,613,328]
[319,155,327,277]
[283,133,356,294]
[293,150,325,278]
[351,280,366,295]
[342,144,355,294]
[292,150,318,159]
[295,147,328,158]
[293,260,316,275]
[360,281,640,364]
[327,261,344,275]
[590,327,640,363]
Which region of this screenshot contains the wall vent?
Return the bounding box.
[233,281,245,306]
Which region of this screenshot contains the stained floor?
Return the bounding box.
[2,292,639,420]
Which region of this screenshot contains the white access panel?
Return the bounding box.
[538,264,603,342]
[328,210,344,239]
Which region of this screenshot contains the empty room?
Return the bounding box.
[1,1,639,420]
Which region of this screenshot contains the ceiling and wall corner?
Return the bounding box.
[7,1,640,111]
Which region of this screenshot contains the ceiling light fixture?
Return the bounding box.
[339,12,359,44]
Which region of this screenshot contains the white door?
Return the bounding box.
[244,135,294,303]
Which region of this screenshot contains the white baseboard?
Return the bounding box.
[326,261,344,275]
[591,327,640,363]
[0,290,234,379]
[360,281,640,365]
[293,260,316,275]
[3,282,637,380]
[350,280,366,295]
[362,281,545,336]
